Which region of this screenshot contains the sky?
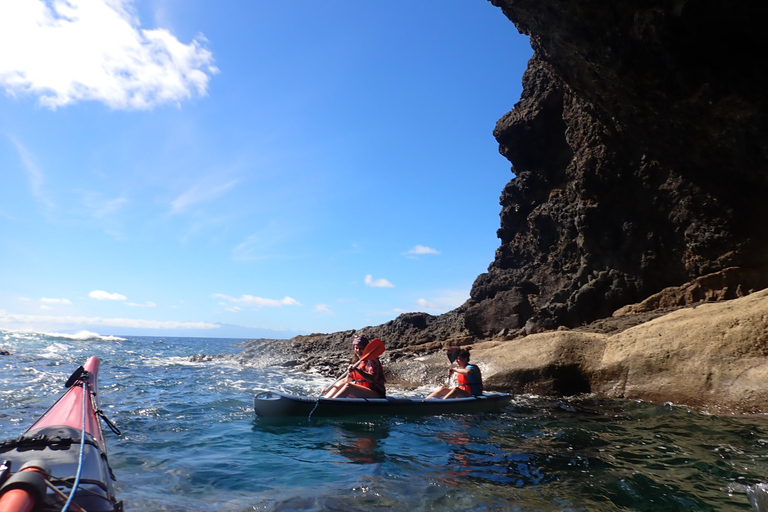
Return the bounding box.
[0,0,532,339]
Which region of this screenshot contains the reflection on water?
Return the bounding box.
[334,421,390,465]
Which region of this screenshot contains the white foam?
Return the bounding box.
[0,328,125,342]
[45,330,126,341]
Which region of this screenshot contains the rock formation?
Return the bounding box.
[471,288,768,414]
[462,0,768,336]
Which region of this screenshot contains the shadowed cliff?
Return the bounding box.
[461,0,768,337]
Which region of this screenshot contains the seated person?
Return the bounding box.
[323,335,386,398]
[426,349,482,399]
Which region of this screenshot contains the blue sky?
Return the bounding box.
[0,0,532,339]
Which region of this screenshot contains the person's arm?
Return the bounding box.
[451,365,480,382]
[351,360,377,382]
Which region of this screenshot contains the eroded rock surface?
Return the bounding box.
[464,0,768,336]
[470,288,768,414]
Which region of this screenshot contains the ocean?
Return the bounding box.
[2,330,768,511]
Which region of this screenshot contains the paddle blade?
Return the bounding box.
[447,346,461,363]
[360,338,385,361]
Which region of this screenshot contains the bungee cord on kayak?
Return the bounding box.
[60,369,89,512]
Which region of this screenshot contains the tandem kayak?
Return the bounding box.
[0,356,122,512]
[253,390,513,418]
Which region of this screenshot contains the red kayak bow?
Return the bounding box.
[28,357,103,444]
[0,357,122,512]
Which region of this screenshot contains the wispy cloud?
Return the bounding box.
[171,179,238,214]
[0,309,219,330]
[0,0,218,109]
[313,304,332,314]
[213,294,302,308]
[125,301,156,308]
[405,245,440,256]
[75,191,129,219]
[232,221,296,262]
[7,135,54,210]
[40,297,72,305]
[365,274,394,288]
[89,290,127,301]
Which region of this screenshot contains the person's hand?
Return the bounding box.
[448,368,455,375]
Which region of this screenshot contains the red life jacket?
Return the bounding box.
[457,364,483,395]
[350,359,386,397]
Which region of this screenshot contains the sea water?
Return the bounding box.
[2,331,768,512]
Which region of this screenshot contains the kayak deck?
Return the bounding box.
[254,390,513,418]
[0,357,122,512]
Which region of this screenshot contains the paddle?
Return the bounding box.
[324,338,385,393]
[446,346,461,385]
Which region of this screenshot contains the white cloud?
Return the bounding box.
[313,304,332,314]
[0,0,218,110]
[414,290,469,312]
[125,301,156,308]
[89,290,127,301]
[416,298,440,309]
[213,294,302,308]
[0,309,219,330]
[40,297,72,305]
[364,274,394,288]
[405,245,440,256]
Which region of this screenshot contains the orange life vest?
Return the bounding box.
[457,364,483,395]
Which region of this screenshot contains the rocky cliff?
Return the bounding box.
[461,0,768,337]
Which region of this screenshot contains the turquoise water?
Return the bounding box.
[2,331,768,511]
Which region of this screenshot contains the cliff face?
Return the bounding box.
[462,0,768,336]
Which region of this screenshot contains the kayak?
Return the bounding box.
[0,356,122,512]
[253,390,513,418]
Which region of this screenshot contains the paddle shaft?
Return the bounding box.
[445,347,461,386]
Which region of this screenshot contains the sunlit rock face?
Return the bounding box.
[462,0,768,336]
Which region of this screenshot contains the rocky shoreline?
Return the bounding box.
[221,286,767,415]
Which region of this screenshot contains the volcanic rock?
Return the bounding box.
[461,0,768,336]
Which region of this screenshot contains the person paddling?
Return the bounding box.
[426,348,483,399]
[323,335,386,398]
